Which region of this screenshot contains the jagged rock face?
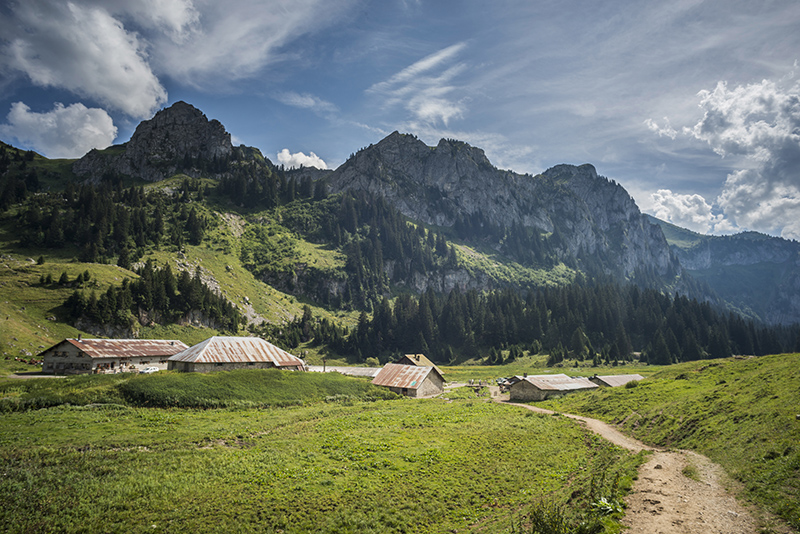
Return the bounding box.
[663,229,800,324]
[328,132,679,280]
[672,232,798,270]
[73,101,232,182]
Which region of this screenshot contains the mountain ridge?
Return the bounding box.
[2,100,798,324]
[326,131,681,283]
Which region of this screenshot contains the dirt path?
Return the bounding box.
[499,399,762,534]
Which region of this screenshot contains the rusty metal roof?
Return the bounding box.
[519,374,599,392]
[49,338,189,359]
[372,363,440,390]
[167,336,304,369]
[591,374,644,387]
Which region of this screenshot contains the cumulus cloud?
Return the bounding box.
[647,76,800,238]
[368,43,469,127]
[685,78,800,239]
[2,1,167,119]
[649,189,723,234]
[277,149,328,170]
[0,102,117,159]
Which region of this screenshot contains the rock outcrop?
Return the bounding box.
[73,101,232,182]
[653,220,800,324]
[327,132,680,281]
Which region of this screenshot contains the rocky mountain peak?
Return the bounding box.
[73,101,232,182]
[327,132,681,281]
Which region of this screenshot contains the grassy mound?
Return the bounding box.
[0,369,397,411]
[542,353,800,530]
[117,369,397,408]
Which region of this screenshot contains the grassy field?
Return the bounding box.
[541,353,800,530]
[0,372,642,533]
[0,368,397,411]
[440,356,658,384]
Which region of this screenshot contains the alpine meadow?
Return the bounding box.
[1,100,799,534]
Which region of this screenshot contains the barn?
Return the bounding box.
[509,374,598,401]
[589,374,645,387]
[167,336,305,372]
[372,362,445,398]
[40,338,189,374]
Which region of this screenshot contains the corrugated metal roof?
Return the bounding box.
[167,336,304,369]
[592,374,644,387]
[521,374,599,392]
[372,363,438,390]
[307,366,382,377]
[55,339,189,359]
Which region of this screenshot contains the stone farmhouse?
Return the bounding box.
[509,373,598,401]
[167,336,305,372]
[39,338,189,374]
[372,362,445,398]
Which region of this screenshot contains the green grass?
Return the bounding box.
[0,397,642,533]
[541,354,800,530]
[0,368,397,411]
[453,243,576,288]
[441,356,658,384]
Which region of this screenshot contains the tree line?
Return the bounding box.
[16,180,208,264]
[274,282,799,365]
[63,260,242,332]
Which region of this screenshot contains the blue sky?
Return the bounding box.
[1,0,799,238]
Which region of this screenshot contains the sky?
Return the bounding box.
[1,0,799,239]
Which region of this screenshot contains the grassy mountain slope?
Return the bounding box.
[543,353,800,529]
[0,150,576,365]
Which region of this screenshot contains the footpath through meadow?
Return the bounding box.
[496,395,765,534]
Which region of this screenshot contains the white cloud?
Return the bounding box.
[685,78,800,239]
[2,1,167,119]
[96,0,200,41]
[644,117,678,139]
[275,92,339,117]
[649,189,723,234]
[0,102,117,159]
[155,0,358,85]
[368,43,469,127]
[277,149,327,170]
[0,0,357,119]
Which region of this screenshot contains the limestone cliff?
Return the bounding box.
[652,217,800,324]
[73,101,232,182]
[327,132,680,281]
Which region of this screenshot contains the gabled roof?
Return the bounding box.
[372,363,441,390]
[591,374,644,387]
[397,353,443,375]
[167,336,304,368]
[518,374,599,392]
[41,339,188,359]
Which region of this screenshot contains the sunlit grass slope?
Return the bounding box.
[541,353,800,530]
[0,397,642,533]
